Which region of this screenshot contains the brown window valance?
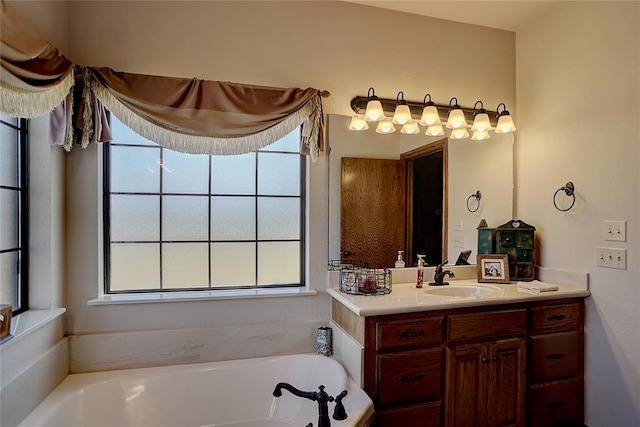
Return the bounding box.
[62,67,326,159]
[0,0,74,118]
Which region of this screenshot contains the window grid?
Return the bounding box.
[0,117,28,315]
[104,134,305,294]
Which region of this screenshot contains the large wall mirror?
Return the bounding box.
[328,114,515,268]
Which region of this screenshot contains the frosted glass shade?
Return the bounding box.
[471,113,491,132]
[392,104,412,125]
[425,124,445,136]
[419,105,441,126]
[449,128,470,139]
[495,115,516,133]
[375,119,396,134]
[364,99,385,121]
[471,130,491,140]
[446,108,467,129]
[400,122,420,134]
[348,115,369,131]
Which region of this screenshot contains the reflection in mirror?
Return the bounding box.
[328,114,514,268]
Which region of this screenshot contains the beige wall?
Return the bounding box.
[61,0,516,368]
[517,2,640,425]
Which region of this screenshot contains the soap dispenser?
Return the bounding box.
[416,254,426,288]
[395,251,405,268]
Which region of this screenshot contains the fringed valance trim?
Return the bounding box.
[91,80,319,156]
[0,69,73,118]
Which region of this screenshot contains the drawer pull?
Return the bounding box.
[400,330,424,338]
[399,373,424,382]
[547,314,566,321]
[547,401,565,409]
[546,353,566,360]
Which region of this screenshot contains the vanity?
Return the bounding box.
[327,270,590,427]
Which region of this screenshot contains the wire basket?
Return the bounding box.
[328,259,370,271]
[339,267,392,296]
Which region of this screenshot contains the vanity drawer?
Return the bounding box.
[528,378,581,427]
[530,303,581,334]
[376,316,443,352]
[376,348,442,406]
[447,309,527,342]
[529,331,580,383]
[375,401,441,427]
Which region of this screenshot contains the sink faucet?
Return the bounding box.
[428,260,455,286]
[273,383,334,427]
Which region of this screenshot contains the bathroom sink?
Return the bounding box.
[424,285,501,297]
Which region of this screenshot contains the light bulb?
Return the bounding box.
[375,119,396,134]
[348,116,369,131]
[401,122,420,134]
[425,124,445,136]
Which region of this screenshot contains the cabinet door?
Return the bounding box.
[487,338,526,427]
[445,343,488,427]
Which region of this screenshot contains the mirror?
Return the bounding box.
[328,114,514,267]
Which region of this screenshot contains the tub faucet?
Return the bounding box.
[273,383,334,427]
[428,260,455,286]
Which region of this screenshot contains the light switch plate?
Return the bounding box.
[453,235,465,247]
[604,220,626,241]
[454,218,463,231]
[596,247,627,269]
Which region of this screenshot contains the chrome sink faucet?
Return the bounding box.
[428,260,455,286]
[273,383,334,427]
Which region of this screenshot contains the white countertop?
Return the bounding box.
[327,279,590,317]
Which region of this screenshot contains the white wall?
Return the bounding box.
[516,2,640,425]
[0,2,69,425]
[61,1,516,371]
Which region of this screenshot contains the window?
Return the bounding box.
[104,116,305,293]
[0,115,28,314]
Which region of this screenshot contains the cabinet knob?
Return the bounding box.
[399,373,424,382]
[400,330,424,338]
[481,357,490,363]
[493,356,500,362]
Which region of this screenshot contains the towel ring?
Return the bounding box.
[467,190,482,212]
[553,182,575,211]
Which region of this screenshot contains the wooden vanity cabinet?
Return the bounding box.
[331,297,585,427]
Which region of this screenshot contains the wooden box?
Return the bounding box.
[0,304,12,340]
[495,219,536,281]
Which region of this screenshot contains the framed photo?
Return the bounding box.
[477,254,510,283]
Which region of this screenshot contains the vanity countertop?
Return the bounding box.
[327,280,590,317]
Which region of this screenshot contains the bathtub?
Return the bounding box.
[19,354,373,427]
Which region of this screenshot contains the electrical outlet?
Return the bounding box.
[453,235,465,247]
[604,220,626,242]
[596,247,627,269]
[454,218,463,231]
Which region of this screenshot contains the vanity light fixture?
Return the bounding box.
[376,119,396,134]
[445,97,468,130]
[449,127,470,139]
[391,91,413,125]
[401,121,421,134]
[363,87,385,122]
[425,124,445,136]
[471,130,491,140]
[495,103,517,133]
[348,115,369,131]
[419,94,441,126]
[471,101,491,132]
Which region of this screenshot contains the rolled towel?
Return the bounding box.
[517,280,559,293]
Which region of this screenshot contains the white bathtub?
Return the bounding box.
[19,354,373,427]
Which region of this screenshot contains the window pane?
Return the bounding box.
[258,197,300,240]
[210,196,255,240]
[0,188,18,250]
[0,126,18,187]
[211,153,256,194]
[163,196,208,241]
[110,146,161,193]
[110,195,159,241]
[162,150,209,194]
[260,129,300,152]
[110,243,160,290]
[162,243,208,288]
[258,153,300,196]
[258,242,300,285]
[211,242,255,286]
[110,116,157,146]
[0,251,18,309]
